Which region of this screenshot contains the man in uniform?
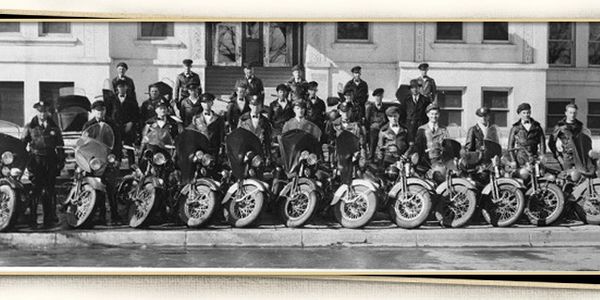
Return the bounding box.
[339,88,361,123]
[188,93,225,156]
[238,97,272,159]
[411,104,448,168]
[140,99,182,158]
[180,82,203,128]
[376,106,410,165]
[282,100,322,140]
[140,84,172,125]
[343,65,369,122]
[286,65,308,97]
[111,62,136,98]
[242,63,264,103]
[327,102,366,146]
[365,88,388,160]
[399,79,431,143]
[22,101,65,228]
[416,63,437,104]
[225,81,250,131]
[115,79,139,165]
[173,59,202,108]
[507,103,546,167]
[464,107,500,153]
[268,83,294,140]
[548,104,586,171]
[305,81,327,137]
[82,100,123,225]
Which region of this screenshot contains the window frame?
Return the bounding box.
[588,22,600,67]
[0,22,20,35]
[548,22,576,67]
[437,87,465,127]
[0,81,25,126]
[38,22,72,36]
[435,22,464,43]
[482,22,510,43]
[587,98,600,134]
[138,22,175,40]
[481,87,512,128]
[335,22,371,43]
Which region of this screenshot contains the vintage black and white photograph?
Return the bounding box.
[0,20,599,271]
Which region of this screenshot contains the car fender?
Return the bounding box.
[278,177,318,200]
[222,179,269,204]
[481,177,525,195]
[435,177,477,195]
[330,179,378,206]
[387,177,435,198]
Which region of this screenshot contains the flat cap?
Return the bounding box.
[248,95,261,106]
[186,81,200,89]
[425,103,440,113]
[200,93,215,103]
[385,106,401,116]
[33,101,50,112]
[338,101,353,112]
[155,99,169,108]
[235,80,248,89]
[307,81,318,90]
[115,79,128,87]
[517,103,531,114]
[276,83,290,93]
[418,63,429,70]
[116,62,128,69]
[91,100,106,110]
[292,100,307,109]
[182,59,193,66]
[372,88,384,97]
[243,62,255,69]
[409,79,421,88]
[351,65,362,73]
[476,107,491,117]
[291,64,302,72]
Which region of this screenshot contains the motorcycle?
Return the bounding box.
[276,129,327,227]
[63,122,116,228]
[175,127,224,228]
[330,130,379,228]
[0,121,28,231]
[221,127,270,228]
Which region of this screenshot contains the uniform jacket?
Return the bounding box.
[376,123,410,159]
[411,123,448,164]
[548,118,591,170]
[343,79,369,105]
[173,71,201,102]
[225,93,250,130]
[139,97,173,124]
[365,102,388,131]
[282,117,322,141]
[116,93,140,126]
[242,75,265,99]
[268,98,294,136]
[327,117,366,144]
[238,112,272,156]
[22,116,65,158]
[399,93,431,123]
[111,75,136,96]
[464,123,500,152]
[416,75,437,102]
[180,97,203,127]
[507,118,546,164]
[188,111,225,155]
[306,96,327,131]
[82,118,123,160]
[141,116,181,149]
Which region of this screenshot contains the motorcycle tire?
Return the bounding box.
[481,184,525,227]
[65,184,100,229]
[128,183,158,228]
[0,185,19,232]
[278,182,318,228]
[524,183,565,226]
[574,183,600,225]
[226,183,265,228]
[178,183,218,228]
[435,184,477,228]
[333,183,378,229]
[388,184,432,229]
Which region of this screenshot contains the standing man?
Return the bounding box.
[548,104,587,171]
[238,97,272,159]
[82,100,123,225]
[507,103,546,167]
[115,79,140,165]
[286,65,308,97]
[242,63,264,104]
[399,79,431,143]
[376,106,410,165]
[22,101,65,228]
[111,62,136,98]
[189,93,225,155]
[327,102,366,145]
[180,82,203,128]
[416,63,437,104]
[268,84,295,140]
[305,81,327,137]
[140,84,172,125]
[411,104,448,167]
[282,100,322,140]
[465,107,500,152]
[173,59,202,108]
[365,88,389,160]
[225,81,250,131]
[343,65,369,122]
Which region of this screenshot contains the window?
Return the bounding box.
[336,23,369,42]
[40,82,75,105]
[437,89,463,127]
[0,82,24,126]
[548,22,575,66]
[140,22,174,38]
[588,99,600,132]
[482,90,510,127]
[483,22,509,41]
[589,23,600,66]
[0,23,19,33]
[546,98,574,131]
[40,22,71,35]
[436,22,463,41]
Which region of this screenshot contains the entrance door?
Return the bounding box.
[263,22,294,67]
[242,22,263,66]
[213,23,242,66]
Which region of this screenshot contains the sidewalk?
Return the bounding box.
[1,223,599,249]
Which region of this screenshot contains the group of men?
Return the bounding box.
[20,60,589,228]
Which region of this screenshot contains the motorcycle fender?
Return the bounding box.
[0,177,23,191]
[143,176,164,189]
[279,178,318,200]
[572,178,600,201]
[330,179,378,206]
[435,178,477,195]
[181,178,221,195]
[221,179,269,204]
[387,178,435,198]
[481,178,525,196]
[83,177,106,193]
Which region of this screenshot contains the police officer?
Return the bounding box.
[22,101,65,228]
[140,84,172,125]
[115,79,139,166]
[111,62,136,98]
[242,63,265,103]
[365,88,388,160]
[411,104,448,167]
[339,88,361,123]
[507,103,546,167]
[416,63,437,104]
[189,93,225,156]
[282,100,322,140]
[465,107,500,152]
[376,106,410,165]
[327,102,366,146]
[238,97,272,159]
[180,82,203,128]
[268,84,294,140]
[140,99,182,160]
[399,79,431,143]
[82,100,123,225]
[225,81,251,131]
[305,81,327,137]
[548,103,585,170]
[343,65,369,122]
[286,65,308,98]
[173,59,202,106]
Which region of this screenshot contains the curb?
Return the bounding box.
[1,225,600,249]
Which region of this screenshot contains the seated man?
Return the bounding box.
[226,80,250,130]
[188,93,225,156]
[376,106,410,165]
[140,99,182,163]
[238,96,273,160]
[326,102,367,159]
[282,100,322,141]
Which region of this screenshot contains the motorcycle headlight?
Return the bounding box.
[1,167,9,176]
[248,168,256,177]
[307,153,318,166]
[90,158,103,171]
[202,153,214,167]
[1,151,14,165]
[194,150,205,163]
[300,150,310,161]
[518,167,530,180]
[143,149,153,159]
[10,168,22,178]
[251,155,263,168]
[153,153,166,165]
[107,154,116,164]
[200,167,207,176]
[385,165,399,181]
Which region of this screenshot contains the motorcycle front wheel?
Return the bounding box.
[128,183,158,228]
[333,183,377,229]
[574,182,600,225]
[178,183,218,228]
[226,183,265,228]
[524,183,565,226]
[388,184,432,229]
[0,185,19,232]
[435,185,477,228]
[278,182,318,228]
[65,184,99,229]
[481,184,525,227]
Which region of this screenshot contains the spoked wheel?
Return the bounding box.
[178,184,218,228]
[525,183,564,226]
[227,184,265,228]
[575,183,600,225]
[333,184,377,229]
[128,183,157,228]
[435,185,477,228]
[279,182,318,228]
[388,185,432,229]
[65,184,99,229]
[482,185,525,227]
[0,185,18,232]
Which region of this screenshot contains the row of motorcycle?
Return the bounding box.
[1,120,600,231]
